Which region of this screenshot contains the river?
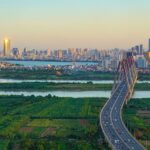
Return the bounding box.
[0,61,149,98]
[0,90,149,98]
[0,78,149,98]
[0,79,149,84]
[2,60,97,67]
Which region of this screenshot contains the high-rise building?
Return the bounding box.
[58,49,63,59]
[135,45,140,54]
[47,48,51,57]
[3,39,11,57]
[139,44,143,55]
[148,39,150,51]
[12,48,19,57]
[136,56,148,68]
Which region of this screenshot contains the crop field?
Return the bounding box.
[0,69,114,80]
[123,98,150,149]
[0,95,108,150]
[0,82,150,91]
[0,95,150,149]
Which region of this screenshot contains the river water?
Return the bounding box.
[0,90,149,98]
[2,60,97,67]
[0,61,149,98]
[0,79,149,84]
[0,78,149,98]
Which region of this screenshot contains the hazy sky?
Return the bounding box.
[0,0,150,49]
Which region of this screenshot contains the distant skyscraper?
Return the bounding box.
[58,49,63,59]
[47,48,51,57]
[135,45,140,54]
[3,39,11,57]
[139,44,143,55]
[149,39,150,51]
[136,56,148,68]
[12,48,19,58]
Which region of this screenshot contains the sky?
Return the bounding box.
[0,0,150,50]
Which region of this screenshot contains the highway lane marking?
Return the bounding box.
[100,82,130,150]
[100,83,123,149]
[118,85,146,150]
[111,84,145,150]
[109,84,131,150]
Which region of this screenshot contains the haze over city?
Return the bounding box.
[1,0,150,49]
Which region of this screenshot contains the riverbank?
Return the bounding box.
[0,82,112,91]
[0,69,150,81]
[0,82,150,91]
[0,70,114,80]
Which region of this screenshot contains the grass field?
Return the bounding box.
[123,98,150,149]
[0,82,113,91]
[0,69,114,80]
[0,95,108,150]
[0,95,150,149]
[0,82,150,91]
[0,69,149,80]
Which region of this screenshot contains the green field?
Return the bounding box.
[0,95,150,149]
[0,82,112,91]
[0,69,149,81]
[0,95,109,150]
[0,82,150,91]
[123,98,150,149]
[0,69,114,80]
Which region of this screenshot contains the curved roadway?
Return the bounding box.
[100,81,145,150]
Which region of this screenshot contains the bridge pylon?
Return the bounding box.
[112,52,138,104]
[100,52,145,150]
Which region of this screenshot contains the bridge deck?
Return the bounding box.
[100,81,145,150]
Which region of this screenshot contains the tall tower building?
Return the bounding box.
[148,38,150,52]
[3,39,11,57]
[47,48,51,57]
[135,45,140,54]
[139,44,143,55]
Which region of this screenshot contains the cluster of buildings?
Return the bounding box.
[0,38,124,70]
[0,39,123,63]
[0,61,16,68]
[1,38,150,71]
[130,39,150,69]
[0,62,111,73]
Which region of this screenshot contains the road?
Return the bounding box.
[100,81,145,150]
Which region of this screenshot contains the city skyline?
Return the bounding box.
[1,38,150,52]
[0,0,150,49]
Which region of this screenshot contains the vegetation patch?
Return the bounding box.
[0,82,150,91]
[0,95,107,150]
[1,94,150,149]
[137,110,150,117]
[40,127,56,137]
[123,98,150,149]
[19,127,33,133]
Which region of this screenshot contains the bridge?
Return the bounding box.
[100,53,145,150]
